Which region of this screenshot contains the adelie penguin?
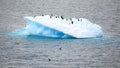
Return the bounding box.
[48,58,51,61]
[70,18,73,24]
[55,16,58,18]
[50,14,53,18]
[34,16,36,18]
[56,16,60,18]
[51,14,53,16]
[61,16,64,19]
[71,21,73,24]
[59,48,62,50]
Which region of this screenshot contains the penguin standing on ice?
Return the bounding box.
[42,14,44,16]
[70,18,73,24]
[61,16,64,19]
[34,16,36,18]
[56,16,60,18]
[50,14,53,18]
[56,15,60,18]
[71,21,73,24]
[51,14,53,16]
[57,15,60,18]
[54,15,58,18]
[55,16,57,18]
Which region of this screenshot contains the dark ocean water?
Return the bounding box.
[0,0,120,68]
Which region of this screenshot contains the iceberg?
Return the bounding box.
[11,15,103,38]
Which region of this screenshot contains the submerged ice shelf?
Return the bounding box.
[11,15,103,38]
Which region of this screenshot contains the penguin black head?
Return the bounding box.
[71,21,73,24]
[61,16,64,19]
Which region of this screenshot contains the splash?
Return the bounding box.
[11,15,103,38]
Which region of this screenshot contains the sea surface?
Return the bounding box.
[0,0,120,68]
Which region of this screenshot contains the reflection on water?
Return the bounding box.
[0,33,120,68]
[3,33,120,47]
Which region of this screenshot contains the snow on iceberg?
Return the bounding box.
[11,15,103,38]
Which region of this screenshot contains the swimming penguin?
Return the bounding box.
[48,58,51,61]
[59,48,62,50]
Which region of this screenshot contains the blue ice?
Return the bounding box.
[10,15,103,38]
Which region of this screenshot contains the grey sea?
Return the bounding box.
[0,0,120,68]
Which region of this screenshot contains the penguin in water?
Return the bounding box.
[48,58,51,61]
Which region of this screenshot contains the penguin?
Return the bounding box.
[56,16,59,18]
[59,47,62,50]
[50,14,53,18]
[48,58,51,61]
[50,14,56,18]
[42,14,44,16]
[50,16,52,18]
[51,14,53,16]
[58,16,60,18]
[70,18,73,24]
[71,21,73,24]
[34,16,36,18]
[55,16,57,18]
[61,16,64,19]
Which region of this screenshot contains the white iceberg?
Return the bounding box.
[12,15,103,38]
